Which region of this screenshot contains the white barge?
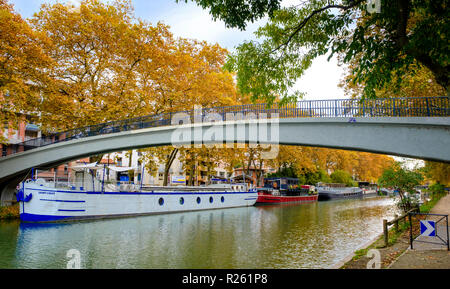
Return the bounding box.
[17,166,257,223]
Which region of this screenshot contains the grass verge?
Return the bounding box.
[0,203,20,220]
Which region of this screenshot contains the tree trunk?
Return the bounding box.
[127,150,133,183]
[188,162,195,186]
[89,154,104,164]
[163,148,178,186]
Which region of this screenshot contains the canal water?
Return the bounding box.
[0,197,398,269]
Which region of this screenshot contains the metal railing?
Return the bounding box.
[3,96,449,157]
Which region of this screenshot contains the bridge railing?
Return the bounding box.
[3,96,449,157]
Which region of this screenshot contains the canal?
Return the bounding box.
[0,197,398,269]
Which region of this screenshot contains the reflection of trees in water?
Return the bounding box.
[10,198,398,268]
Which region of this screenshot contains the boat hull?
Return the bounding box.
[256,193,318,204]
[19,183,258,222]
[317,191,363,201]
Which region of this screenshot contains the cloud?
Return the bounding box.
[141,1,263,51]
[293,55,347,100]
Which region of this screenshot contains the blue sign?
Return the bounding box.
[420,220,436,237]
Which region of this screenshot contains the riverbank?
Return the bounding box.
[0,198,396,268]
[0,204,19,220]
[340,191,449,269]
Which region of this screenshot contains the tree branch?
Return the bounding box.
[395,0,410,48]
[271,0,364,54]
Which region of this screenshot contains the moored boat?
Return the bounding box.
[16,164,257,223]
[256,178,318,204]
[358,182,379,198]
[317,184,363,201]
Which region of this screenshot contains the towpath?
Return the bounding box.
[389,193,450,269]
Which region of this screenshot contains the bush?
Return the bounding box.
[0,204,20,220]
[428,183,445,194]
[330,170,356,187]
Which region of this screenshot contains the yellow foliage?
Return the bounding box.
[0,0,53,141]
[425,161,450,186]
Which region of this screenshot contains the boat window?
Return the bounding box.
[221,196,225,203]
[179,197,184,205]
[197,197,201,204]
[158,198,164,206]
[209,196,213,203]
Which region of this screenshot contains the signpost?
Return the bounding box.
[409,213,449,250]
[420,220,436,237]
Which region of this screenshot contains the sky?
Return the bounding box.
[8,0,348,101]
[8,0,423,166]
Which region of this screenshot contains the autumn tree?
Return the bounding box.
[26,0,242,179]
[177,146,224,186]
[265,145,393,185]
[31,0,161,130]
[423,161,450,186]
[0,0,53,142]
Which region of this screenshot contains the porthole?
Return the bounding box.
[158,198,164,206]
[221,196,225,203]
[209,196,213,203]
[179,197,184,205]
[196,197,201,204]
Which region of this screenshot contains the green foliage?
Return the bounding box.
[298,168,331,185]
[428,183,446,194]
[267,166,297,178]
[267,166,331,185]
[189,0,449,101]
[330,169,355,187]
[420,188,447,214]
[378,162,424,212]
[378,163,423,194]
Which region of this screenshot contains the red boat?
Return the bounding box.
[256,178,318,204]
[256,192,318,204]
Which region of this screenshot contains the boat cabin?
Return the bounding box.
[262,178,315,196]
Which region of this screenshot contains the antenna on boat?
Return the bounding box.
[140,159,145,192]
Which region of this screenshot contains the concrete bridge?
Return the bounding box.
[1,97,449,205]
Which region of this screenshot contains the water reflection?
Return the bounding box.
[0,197,398,269]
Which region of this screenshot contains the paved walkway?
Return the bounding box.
[389,193,450,269]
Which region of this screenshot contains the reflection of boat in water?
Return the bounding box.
[256,178,318,204]
[17,163,257,223]
[317,183,363,201]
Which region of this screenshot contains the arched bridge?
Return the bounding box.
[1,97,449,205]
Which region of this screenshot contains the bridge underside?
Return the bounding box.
[1,117,449,205]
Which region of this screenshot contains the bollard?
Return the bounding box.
[394,214,399,232]
[383,219,388,247]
